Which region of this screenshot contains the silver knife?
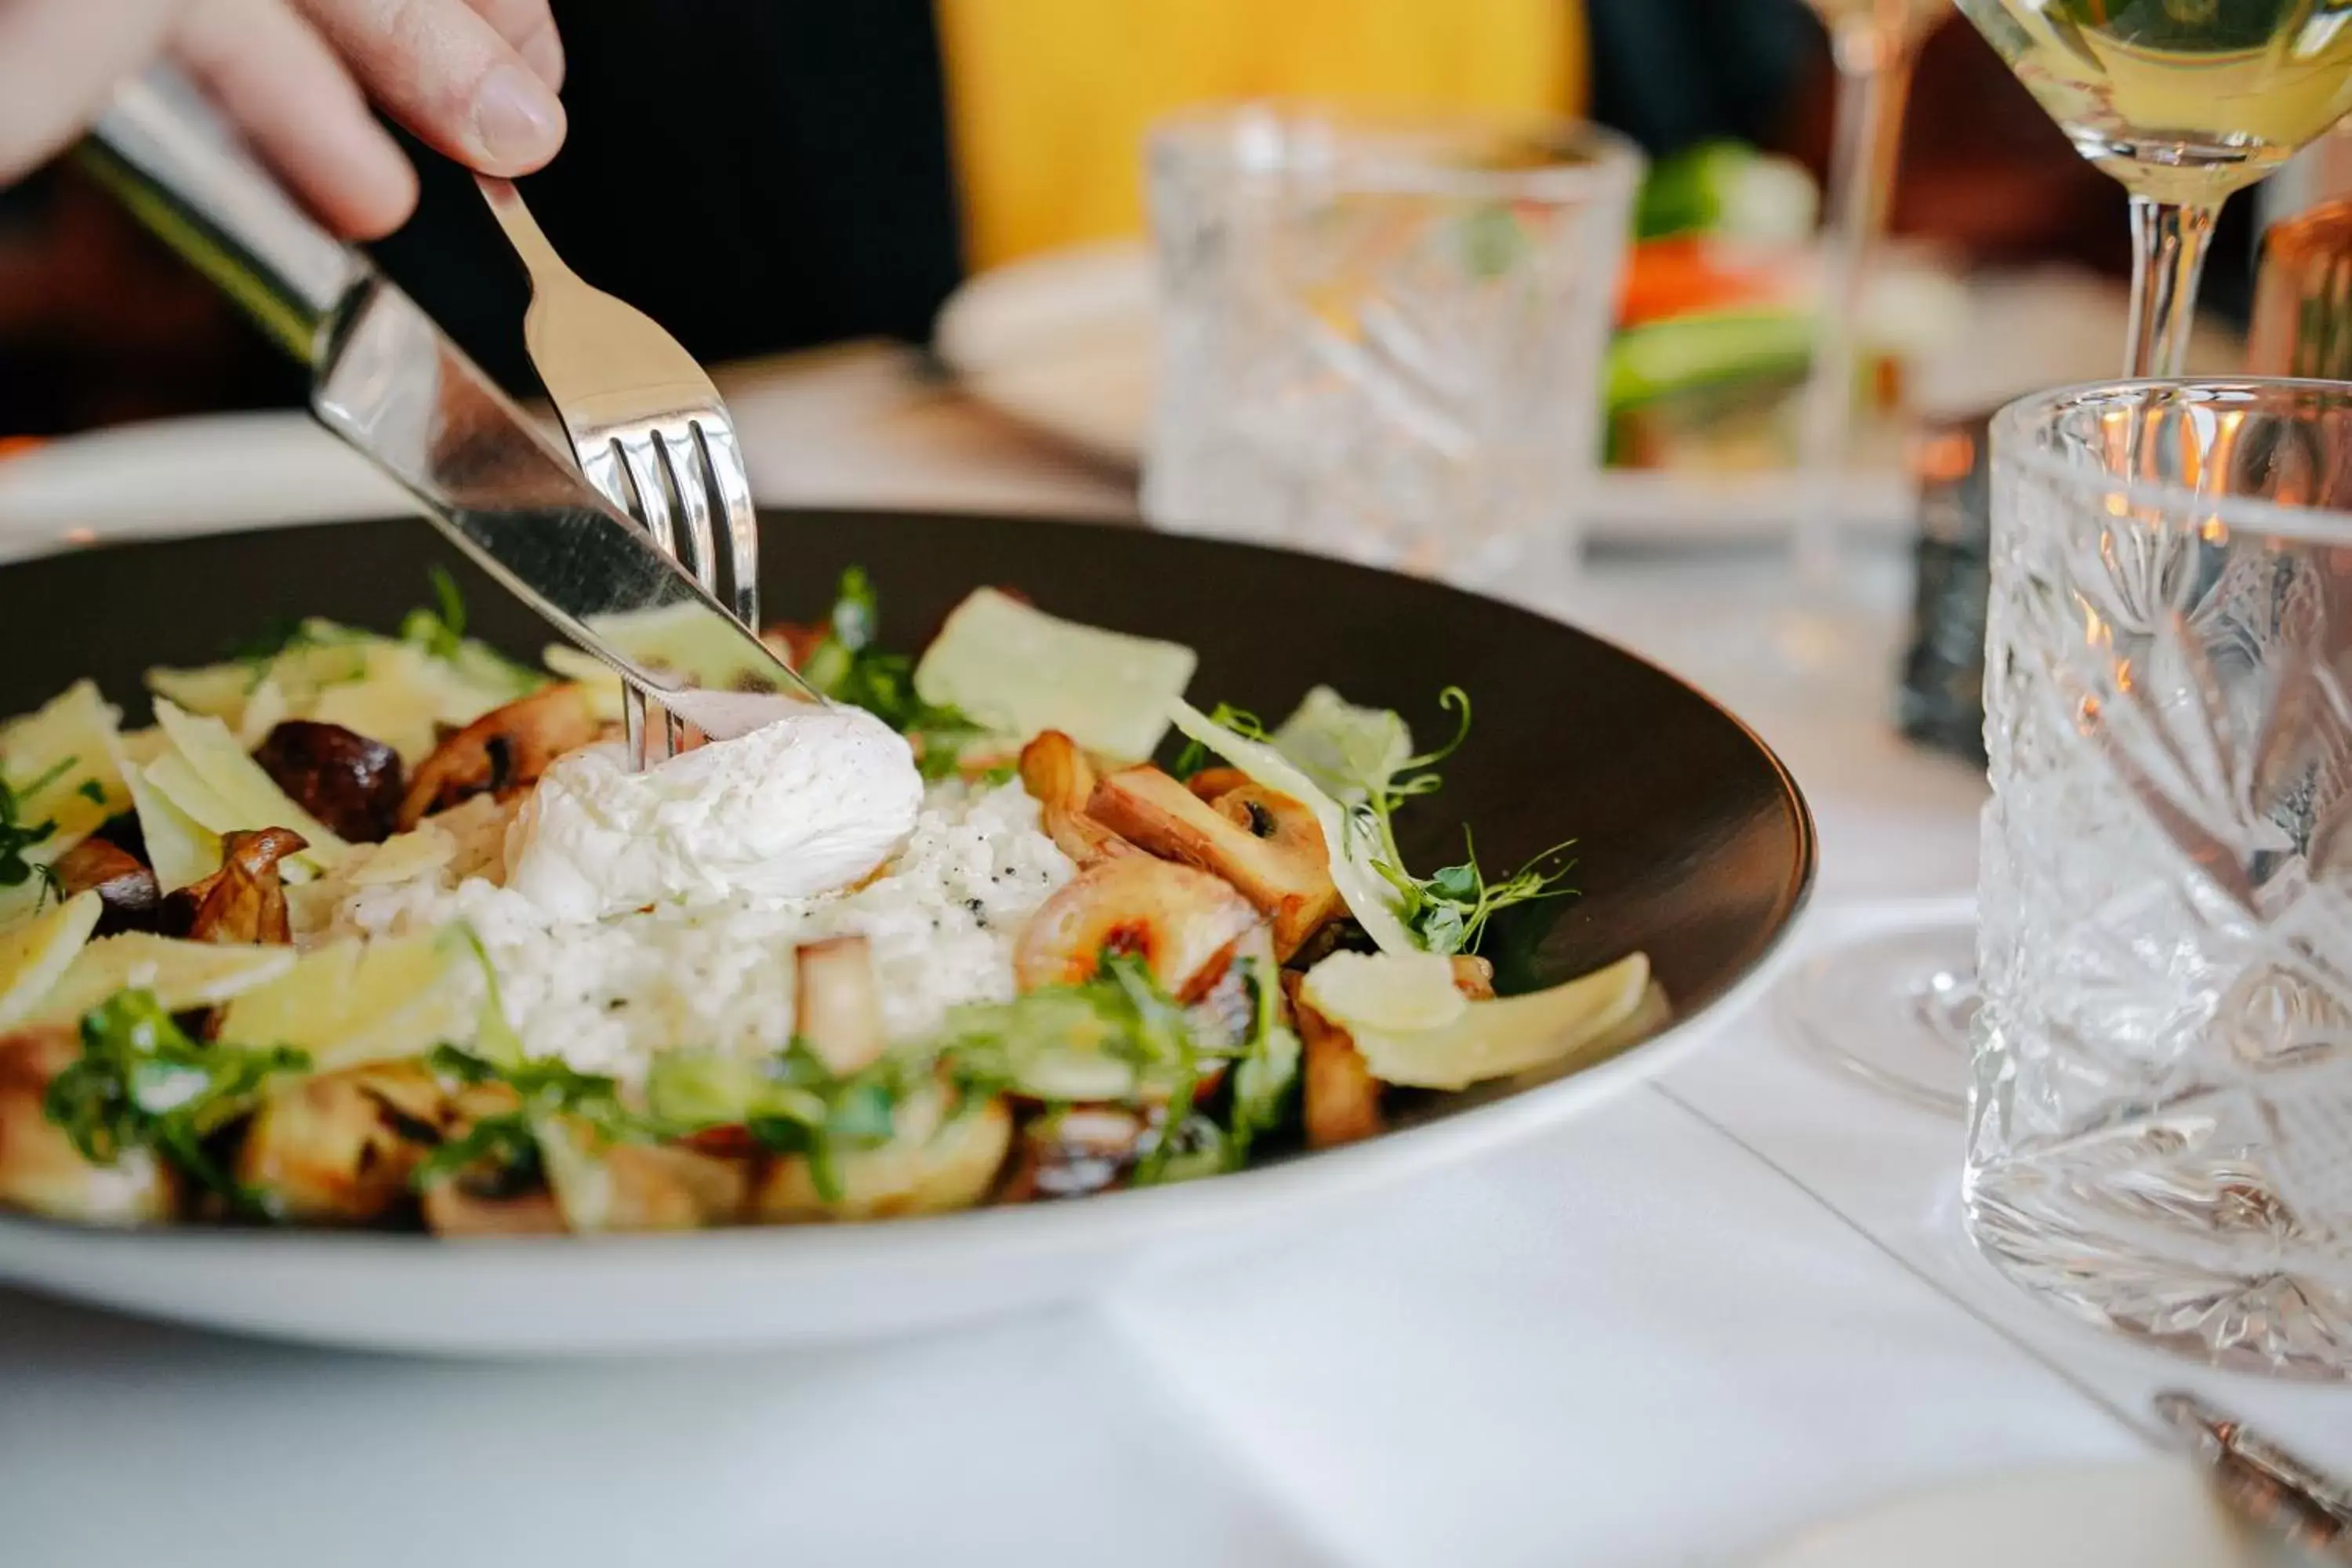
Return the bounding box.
[77,67,812,734]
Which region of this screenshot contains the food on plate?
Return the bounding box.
[0,567,1657,1234]
[1606,140,1966,475]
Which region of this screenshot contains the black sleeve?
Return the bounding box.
[1584,0,1815,157]
[368,0,964,394]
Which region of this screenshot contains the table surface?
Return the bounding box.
[1,345,2346,1568]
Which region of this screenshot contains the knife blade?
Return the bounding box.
[80,67,810,735]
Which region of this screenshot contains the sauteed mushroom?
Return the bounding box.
[398,683,601,829]
[162,827,307,946]
[234,1061,448,1224]
[1017,729,1132,866]
[1283,976,1385,1151]
[1088,765,1345,959]
[52,837,161,936]
[1013,853,1261,1000]
[795,937,887,1076]
[252,720,405,844]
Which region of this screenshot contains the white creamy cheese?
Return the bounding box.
[319,779,1073,1083]
[503,702,923,922]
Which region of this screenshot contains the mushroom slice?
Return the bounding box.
[234,1060,448,1224]
[53,837,162,937]
[162,826,307,946]
[397,683,601,829]
[252,720,405,844]
[1087,765,1345,960]
[753,1083,1012,1222]
[1450,954,1497,1002]
[1017,729,1132,866]
[994,1104,1148,1203]
[599,1141,750,1231]
[535,1117,750,1232]
[1013,853,1261,1000]
[795,936,887,1076]
[1283,975,1385,1151]
[1183,767,1252,802]
[421,1182,566,1236]
[0,1025,180,1224]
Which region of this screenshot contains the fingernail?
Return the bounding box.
[473,64,563,168]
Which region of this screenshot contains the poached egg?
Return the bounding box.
[503,699,924,923]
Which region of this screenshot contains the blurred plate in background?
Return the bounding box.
[935,240,2242,545]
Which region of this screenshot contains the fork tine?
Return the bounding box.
[695,419,760,629]
[613,430,686,764]
[657,424,722,601]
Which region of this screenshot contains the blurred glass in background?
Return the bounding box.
[1140,103,1640,597]
[0,0,2168,447]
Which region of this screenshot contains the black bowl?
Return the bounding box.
[2,506,1810,1091]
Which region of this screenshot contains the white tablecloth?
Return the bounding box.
[1,347,2346,1567]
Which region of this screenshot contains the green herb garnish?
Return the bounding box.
[412,1043,639,1190]
[43,989,309,1210]
[1347,691,1575,953]
[645,1037,925,1203]
[225,615,311,666]
[1222,956,1300,1169]
[797,568,993,781]
[398,564,470,663]
[0,753,76,910]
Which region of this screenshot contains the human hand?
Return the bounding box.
[0,0,565,238]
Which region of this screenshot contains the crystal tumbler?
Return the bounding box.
[1142,103,1640,604]
[1971,379,2352,1379]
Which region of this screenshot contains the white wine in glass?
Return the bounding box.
[1957,0,2352,372]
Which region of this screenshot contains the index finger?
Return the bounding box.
[295,0,565,176]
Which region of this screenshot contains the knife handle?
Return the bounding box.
[75,66,368,365]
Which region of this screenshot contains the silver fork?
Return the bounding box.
[475,176,767,768]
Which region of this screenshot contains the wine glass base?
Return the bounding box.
[1777,920,1977,1114]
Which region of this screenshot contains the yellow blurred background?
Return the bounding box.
[935,0,1588,267]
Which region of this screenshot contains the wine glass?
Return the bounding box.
[1784,0,2352,1110]
[1788,0,1951,648]
[1958,0,2352,377]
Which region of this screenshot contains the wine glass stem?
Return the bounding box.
[1794,24,1920,593]
[2122,197,2220,378]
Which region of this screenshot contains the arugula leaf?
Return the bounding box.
[796,568,993,781]
[931,949,1207,1110]
[1222,956,1300,1168]
[42,989,308,1209]
[645,1036,927,1203]
[1145,1114,1230,1185]
[0,753,77,911]
[397,564,470,662]
[224,615,312,666]
[412,1043,638,1190]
